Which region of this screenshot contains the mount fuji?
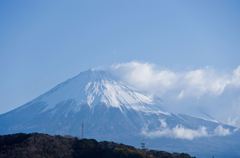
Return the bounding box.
[0,69,240,158]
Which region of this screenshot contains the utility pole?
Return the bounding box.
[141,142,145,150]
[81,121,84,139]
[141,141,147,158]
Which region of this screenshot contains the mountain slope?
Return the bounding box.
[0,69,239,158]
[0,70,168,142]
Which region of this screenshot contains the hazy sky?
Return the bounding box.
[1,0,240,114]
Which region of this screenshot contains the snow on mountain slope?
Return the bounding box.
[0,69,236,134]
[34,69,162,113]
[0,69,168,135]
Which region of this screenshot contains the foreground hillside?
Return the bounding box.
[0,133,192,158]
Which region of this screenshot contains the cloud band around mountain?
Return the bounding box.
[112,61,240,99]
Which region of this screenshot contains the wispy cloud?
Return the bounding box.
[214,125,231,136]
[111,61,240,127]
[112,61,240,99]
[142,120,231,140]
[142,125,208,140]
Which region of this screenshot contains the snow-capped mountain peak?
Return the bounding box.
[1,69,240,158]
[84,80,153,107]
[38,69,156,112]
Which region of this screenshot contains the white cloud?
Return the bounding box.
[113,61,177,94]
[111,61,240,127]
[112,61,240,99]
[142,124,208,140]
[172,125,208,140]
[214,125,231,136]
[232,66,240,87]
[159,119,167,128]
[142,119,209,140]
[227,117,240,127]
[178,69,229,99]
[142,123,232,140]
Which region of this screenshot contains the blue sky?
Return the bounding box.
[1,0,240,113]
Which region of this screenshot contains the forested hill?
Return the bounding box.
[0,133,193,158]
